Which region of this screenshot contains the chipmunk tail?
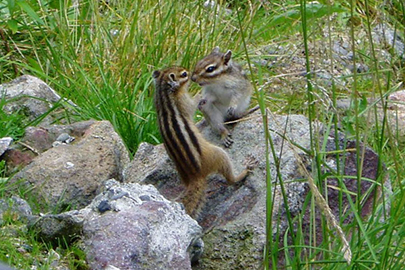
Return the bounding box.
[182,177,207,219]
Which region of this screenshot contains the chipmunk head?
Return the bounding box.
[191,47,232,86]
[153,66,190,93]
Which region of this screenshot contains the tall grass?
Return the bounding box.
[1,0,261,154]
[270,0,405,269]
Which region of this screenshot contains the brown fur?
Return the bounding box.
[153,66,251,217]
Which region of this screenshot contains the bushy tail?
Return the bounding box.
[182,177,207,218]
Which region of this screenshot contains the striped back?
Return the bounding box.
[153,67,203,183]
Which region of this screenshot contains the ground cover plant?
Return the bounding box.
[0,0,405,269]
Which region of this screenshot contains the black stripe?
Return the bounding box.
[163,135,188,177]
[159,86,200,175]
[158,89,190,177]
[165,91,201,174]
[181,114,202,155]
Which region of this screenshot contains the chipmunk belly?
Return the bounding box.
[202,84,232,113]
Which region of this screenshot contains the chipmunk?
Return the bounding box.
[191,47,258,147]
[153,66,254,217]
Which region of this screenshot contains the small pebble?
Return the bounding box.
[98,200,112,213]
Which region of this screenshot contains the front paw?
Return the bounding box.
[222,134,234,148]
[244,154,259,172]
[226,106,236,118]
[198,99,207,111]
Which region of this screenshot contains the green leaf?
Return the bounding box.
[269,3,346,27]
[49,0,62,10]
[359,95,368,113]
[26,57,42,73]
[16,0,44,25]
[7,19,18,33]
[7,0,16,17]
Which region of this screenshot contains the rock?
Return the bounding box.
[0,262,14,270]
[373,23,405,58]
[83,180,202,270]
[335,98,352,110]
[335,91,405,145]
[9,121,130,212]
[30,179,203,269]
[0,137,13,157]
[348,63,369,73]
[123,143,168,184]
[123,143,181,199]
[29,210,84,245]
[1,121,95,174]
[299,136,391,252]
[0,75,73,126]
[1,148,36,173]
[21,120,95,154]
[46,249,68,270]
[0,196,33,225]
[54,132,75,144]
[339,90,405,145]
[385,89,405,144]
[388,89,405,111]
[125,111,389,269]
[332,40,350,59]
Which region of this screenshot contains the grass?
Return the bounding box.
[0,218,87,269]
[1,0,405,269]
[0,96,26,139]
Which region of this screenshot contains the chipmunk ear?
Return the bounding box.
[212,46,220,53]
[152,70,160,79]
[223,50,232,65]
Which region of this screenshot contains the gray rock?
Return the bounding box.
[373,23,404,58]
[348,63,369,73]
[0,75,71,126]
[83,180,202,270]
[335,98,352,110]
[385,90,405,143]
[29,179,202,269]
[21,120,95,154]
[29,210,84,245]
[0,196,33,225]
[332,40,350,59]
[0,137,13,157]
[1,121,95,174]
[54,132,75,144]
[9,121,130,211]
[336,91,405,145]
[338,90,405,143]
[388,89,405,111]
[125,111,389,269]
[0,262,14,270]
[123,143,168,185]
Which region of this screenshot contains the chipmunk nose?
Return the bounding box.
[191,74,197,82]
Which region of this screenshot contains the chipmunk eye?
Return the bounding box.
[206,66,216,73]
[180,71,188,78]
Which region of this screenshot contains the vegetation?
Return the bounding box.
[0,0,404,269]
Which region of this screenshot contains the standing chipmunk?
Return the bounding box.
[191,47,258,147]
[153,66,254,217]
